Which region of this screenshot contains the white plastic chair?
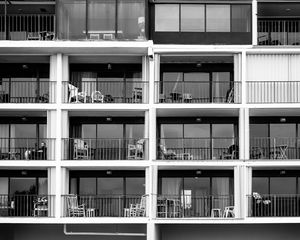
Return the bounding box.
[68,84,87,103]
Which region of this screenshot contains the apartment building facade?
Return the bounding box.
[1,0,300,239]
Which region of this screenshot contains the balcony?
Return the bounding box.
[0,194,55,217]
[250,137,299,160]
[248,194,300,217]
[62,138,148,160]
[0,138,55,160]
[62,194,148,217]
[258,19,300,46]
[247,81,300,103]
[0,80,56,103]
[157,195,234,218]
[63,81,148,104]
[157,138,239,160]
[155,81,241,104]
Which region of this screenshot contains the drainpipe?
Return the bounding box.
[63,224,147,237]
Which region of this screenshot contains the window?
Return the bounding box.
[155,4,251,33]
[206,5,230,32]
[232,5,251,32]
[181,5,205,32]
[155,4,179,32]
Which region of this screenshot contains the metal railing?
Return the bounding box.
[155,81,241,104]
[248,194,300,217]
[157,194,234,218]
[258,20,300,46]
[62,194,148,217]
[247,81,300,103]
[0,138,55,161]
[62,81,148,103]
[0,80,56,103]
[0,194,55,217]
[250,137,300,160]
[62,138,148,160]
[0,14,55,40]
[157,138,239,160]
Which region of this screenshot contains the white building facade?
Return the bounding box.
[1,0,300,239]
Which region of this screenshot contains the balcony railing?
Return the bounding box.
[0,194,55,217]
[248,194,300,217]
[0,14,56,40]
[0,138,55,160]
[0,80,56,103]
[62,138,148,160]
[155,81,241,104]
[250,137,300,160]
[62,194,148,217]
[63,81,148,104]
[258,20,300,46]
[157,195,234,218]
[247,81,300,103]
[157,138,239,160]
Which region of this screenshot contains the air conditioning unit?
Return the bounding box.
[89,33,100,40]
[103,33,114,40]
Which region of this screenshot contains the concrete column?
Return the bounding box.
[55,53,63,218]
[149,108,156,162]
[151,165,158,219]
[244,108,250,160]
[234,165,241,218]
[242,166,252,218]
[148,52,155,105]
[47,168,56,217]
[144,110,149,160]
[142,56,148,103]
[252,0,258,45]
[61,167,69,217]
[241,51,247,105]
[147,222,156,240]
[239,108,245,160]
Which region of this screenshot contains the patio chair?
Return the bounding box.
[223,206,235,218]
[73,139,89,160]
[68,84,87,103]
[159,144,193,160]
[128,139,144,160]
[91,91,104,103]
[124,195,147,217]
[132,87,143,103]
[66,195,86,217]
[221,144,238,160]
[33,196,48,217]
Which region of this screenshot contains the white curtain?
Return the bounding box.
[0,124,9,152]
[212,177,230,210]
[247,54,300,103]
[161,178,182,196]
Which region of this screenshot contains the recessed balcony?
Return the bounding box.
[0,138,55,161]
[155,81,241,104]
[157,138,239,161]
[0,2,55,40]
[0,194,55,217]
[63,81,148,104]
[62,138,148,160]
[157,194,234,218]
[62,194,148,218]
[248,194,300,217]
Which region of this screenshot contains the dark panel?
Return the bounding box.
[69,170,145,178]
[0,170,47,178]
[152,32,252,45]
[158,170,234,178]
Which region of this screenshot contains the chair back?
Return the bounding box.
[67,195,78,209]
[68,84,78,98]
[136,139,144,152]
[74,139,86,149]
[160,144,167,155]
[140,195,147,209]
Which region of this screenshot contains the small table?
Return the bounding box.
[170,92,182,102]
[86,208,96,217]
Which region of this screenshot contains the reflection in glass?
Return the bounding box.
[10,178,36,194]
[231,5,251,32]
[155,5,179,32]
[270,177,296,195]
[252,177,268,195]
[126,178,145,195]
[206,5,230,32]
[97,178,123,195]
[181,5,205,32]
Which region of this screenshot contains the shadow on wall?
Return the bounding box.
[161,224,300,240]
[0,224,146,240]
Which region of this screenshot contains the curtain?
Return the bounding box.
[212,177,230,210]
[0,124,9,153]
[71,72,97,97]
[38,178,48,195]
[161,178,182,196]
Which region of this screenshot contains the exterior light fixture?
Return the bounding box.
[107,63,112,70]
[106,170,112,175]
[280,170,286,175]
[196,170,202,175]
[196,62,202,68]
[21,170,27,176]
[280,118,286,123]
[106,117,112,122]
[196,118,202,122]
